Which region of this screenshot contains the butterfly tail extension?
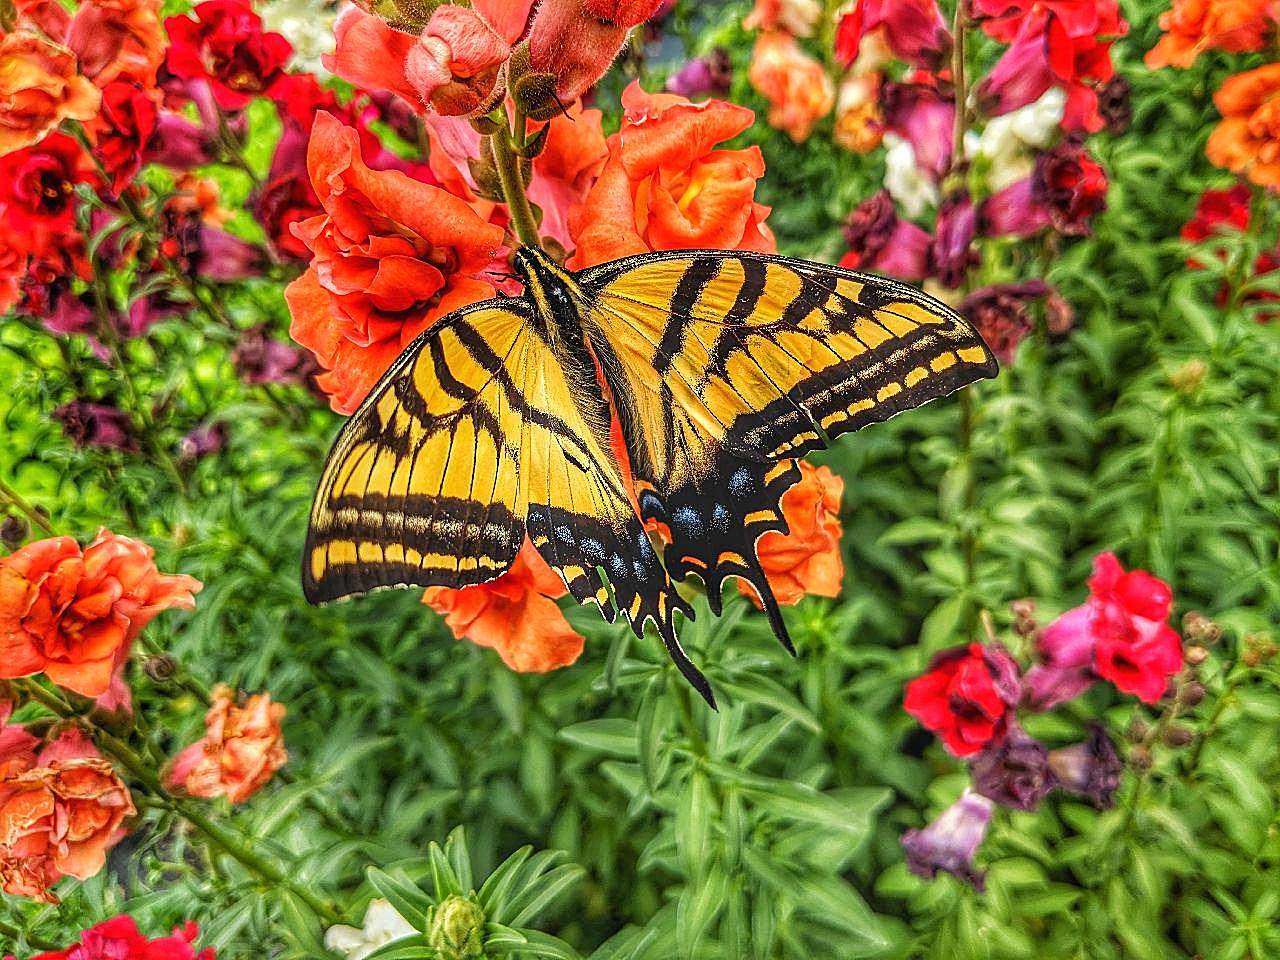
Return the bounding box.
[638,455,802,658]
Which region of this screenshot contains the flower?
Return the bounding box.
[230,323,320,389]
[972,87,1066,191]
[524,0,667,105]
[1022,604,1098,709]
[526,103,609,249]
[285,112,503,414]
[927,190,977,289]
[325,7,420,107]
[666,48,733,100]
[1181,183,1252,245]
[422,542,584,673]
[144,112,214,169]
[972,0,1123,42]
[568,83,775,269]
[833,72,883,153]
[52,401,139,452]
[839,190,930,281]
[969,723,1056,811]
[1206,64,1280,189]
[1032,139,1108,235]
[1145,0,1276,68]
[743,0,823,36]
[835,0,951,69]
[253,121,319,262]
[0,132,93,251]
[0,30,101,154]
[167,685,287,804]
[164,0,293,110]
[84,79,157,196]
[903,642,1021,757]
[178,421,227,462]
[901,790,994,891]
[881,79,954,180]
[959,279,1053,363]
[741,461,843,607]
[25,915,215,959]
[325,899,417,960]
[747,31,834,143]
[1047,723,1122,808]
[881,133,938,218]
[0,727,136,902]
[405,5,511,116]
[1095,75,1131,135]
[259,0,338,75]
[0,530,201,697]
[64,0,166,88]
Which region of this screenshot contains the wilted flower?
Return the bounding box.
[0,517,28,552]
[903,642,1021,757]
[927,191,978,289]
[568,83,775,268]
[666,48,733,100]
[748,31,834,143]
[0,726,136,902]
[23,915,215,959]
[164,0,293,110]
[167,685,287,804]
[0,30,101,154]
[1206,64,1280,189]
[901,790,994,890]
[1095,75,1131,135]
[1048,723,1123,808]
[231,323,320,388]
[325,899,417,960]
[839,190,930,281]
[1145,0,1276,69]
[422,542,585,673]
[0,530,201,697]
[1032,139,1109,235]
[52,401,139,453]
[743,461,843,607]
[970,723,1056,811]
[959,279,1053,363]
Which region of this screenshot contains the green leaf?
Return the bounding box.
[557,718,639,758]
[366,867,434,931]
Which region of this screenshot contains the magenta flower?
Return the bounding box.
[880,81,955,179]
[840,191,931,281]
[980,177,1053,238]
[835,0,951,69]
[231,324,320,389]
[144,113,215,170]
[179,422,228,461]
[666,49,732,100]
[52,402,139,452]
[959,279,1053,364]
[927,191,978,289]
[902,790,995,891]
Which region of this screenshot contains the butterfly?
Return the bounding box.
[302,245,998,705]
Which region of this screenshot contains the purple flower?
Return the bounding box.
[880,80,954,180]
[667,49,733,101]
[144,113,215,170]
[902,790,995,891]
[119,295,183,339]
[970,723,1056,811]
[1022,605,1098,710]
[52,401,140,452]
[927,190,978,289]
[231,323,320,388]
[179,421,228,461]
[1048,723,1123,809]
[841,191,930,281]
[959,279,1052,365]
[979,177,1053,238]
[197,226,262,281]
[42,290,97,337]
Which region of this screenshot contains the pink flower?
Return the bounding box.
[840,190,930,280]
[880,79,954,178]
[835,0,951,69]
[927,190,978,288]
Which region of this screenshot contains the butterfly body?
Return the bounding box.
[303,245,998,704]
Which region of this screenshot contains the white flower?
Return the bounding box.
[882,133,938,219]
[974,88,1067,190]
[325,899,418,960]
[260,0,338,76]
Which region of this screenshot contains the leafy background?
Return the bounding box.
[2,0,1278,957]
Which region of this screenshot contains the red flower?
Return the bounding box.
[167,685,287,804]
[1032,139,1108,235]
[253,121,319,262]
[0,133,94,252]
[24,915,214,960]
[835,0,951,69]
[1181,184,1252,244]
[422,541,585,673]
[285,112,504,414]
[84,79,157,196]
[973,0,1123,43]
[903,642,1021,757]
[839,190,930,280]
[164,0,293,110]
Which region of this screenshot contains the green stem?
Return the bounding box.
[0,917,63,952]
[669,673,708,760]
[0,477,55,535]
[489,130,541,249]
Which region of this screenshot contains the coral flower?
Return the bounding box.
[167,685,287,804]
[422,541,585,673]
[0,31,101,154]
[0,531,201,697]
[23,915,215,960]
[1145,0,1276,68]
[747,31,834,143]
[741,461,844,607]
[285,112,504,414]
[66,0,166,88]
[525,0,667,105]
[526,103,609,248]
[1206,64,1280,189]
[568,82,775,269]
[903,642,1021,757]
[0,726,135,903]
[164,0,293,110]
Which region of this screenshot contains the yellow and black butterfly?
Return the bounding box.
[302,246,997,705]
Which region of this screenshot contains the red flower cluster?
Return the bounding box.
[16,915,214,960]
[165,0,293,110]
[1181,184,1280,321]
[904,643,1021,757]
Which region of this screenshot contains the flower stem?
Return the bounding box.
[489,130,541,249]
[0,918,63,952]
[0,477,55,535]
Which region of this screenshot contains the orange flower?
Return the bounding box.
[0,531,201,697]
[1145,0,1276,69]
[748,30,835,143]
[0,725,135,903]
[740,461,845,607]
[422,541,584,673]
[567,82,775,269]
[0,31,101,155]
[834,72,884,153]
[67,0,166,88]
[1206,64,1280,189]
[286,112,504,414]
[527,103,609,247]
[167,685,287,804]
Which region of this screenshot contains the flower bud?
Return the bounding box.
[1184,645,1209,666]
[525,0,666,107]
[1179,680,1206,705]
[429,896,485,960]
[1010,598,1037,636]
[1128,744,1152,771]
[1,514,29,551]
[1169,358,1207,394]
[1162,725,1194,748]
[144,654,179,682]
[1182,611,1222,646]
[350,0,447,34]
[1126,717,1149,743]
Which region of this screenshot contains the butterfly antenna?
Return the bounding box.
[486,269,521,282]
[552,90,572,120]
